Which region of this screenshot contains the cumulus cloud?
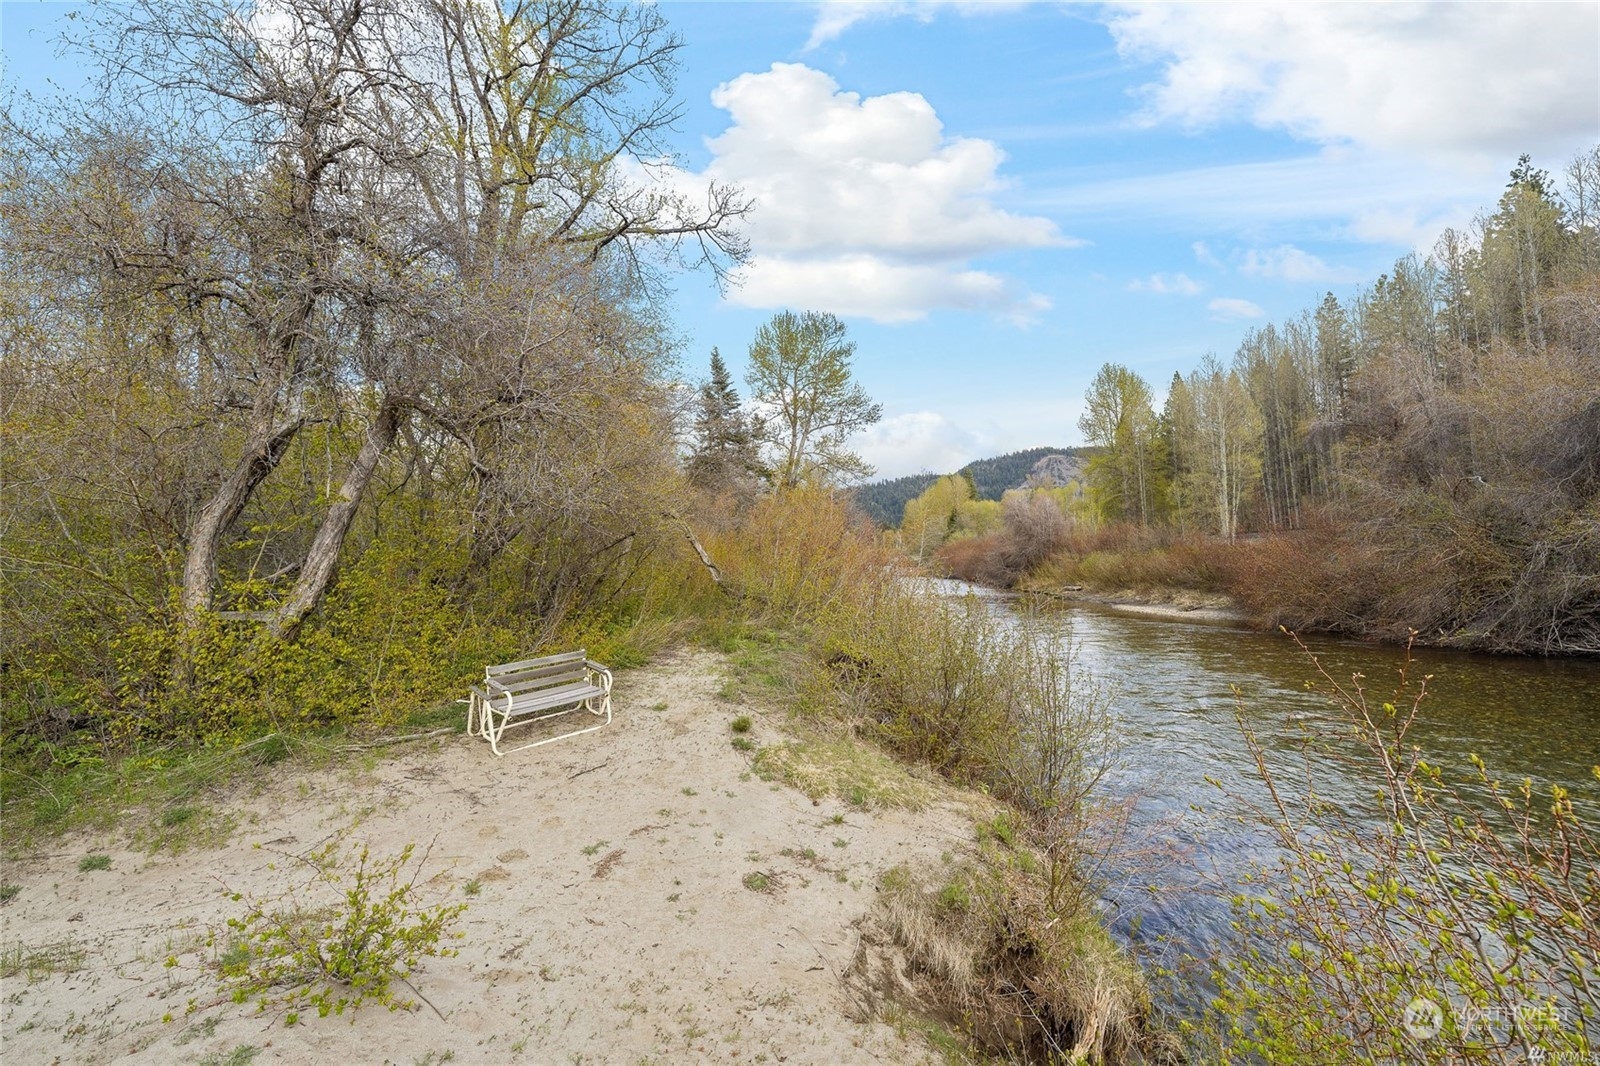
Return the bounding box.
[1128,272,1203,296]
[1102,2,1599,163]
[852,411,987,479]
[683,63,1070,323]
[1208,297,1266,321]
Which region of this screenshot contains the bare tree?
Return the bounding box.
[9,0,748,642]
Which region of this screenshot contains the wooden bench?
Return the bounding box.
[466,650,612,756]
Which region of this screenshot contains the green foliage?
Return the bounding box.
[686,348,765,495]
[216,840,464,1019]
[78,854,111,871]
[0,884,18,903]
[730,715,752,734]
[851,447,1088,528]
[1206,638,1600,1062]
[1079,363,1167,528]
[745,310,882,488]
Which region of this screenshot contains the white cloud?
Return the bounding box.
[1033,151,1487,253]
[1237,244,1353,283]
[1208,297,1265,322]
[738,256,1049,325]
[1102,2,1599,164]
[853,411,987,479]
[685,63,1070,323]
[1192,241,1223,269]
[1128,272,1202,296]
[805,1,1026,50]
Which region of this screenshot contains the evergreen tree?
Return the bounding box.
[687,348,764,493]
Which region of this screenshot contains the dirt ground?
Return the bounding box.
[1,648,981,1065]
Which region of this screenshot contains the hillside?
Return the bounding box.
[851,446,1095,527]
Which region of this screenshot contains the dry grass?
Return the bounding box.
[856,853,1172,1066]
[752,736,937,811]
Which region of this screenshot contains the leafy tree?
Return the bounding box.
[1077,364,1164,526]
[686,348,764,495]
[1186,355,1262,540]
[745,311,882,488]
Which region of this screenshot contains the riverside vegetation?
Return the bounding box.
[2,1,1596,1060]
[899,149,1600,657]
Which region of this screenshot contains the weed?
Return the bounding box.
[174,1015,223,1046]
[731,736,755,752]
[832,838,848,849]
[827,814,845,825]
[680,787,698,796]
[78,854,111,872]
[581,840,609,857]
[742,871,774,893]
[161,806,197,828]
[730,716,752,734]
[666,892,680,903]
[1,938,87,982]
[198,1046,259,1066]
[463,880,482,897]
[214,839,464,1019]
[0,884,18,903]
[412,1052,455,1066]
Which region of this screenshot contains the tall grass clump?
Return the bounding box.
[1205,634,1599,1062]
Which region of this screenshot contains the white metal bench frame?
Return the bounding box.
[466,650,613,756]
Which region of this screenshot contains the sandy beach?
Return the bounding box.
[1,648,983,1065]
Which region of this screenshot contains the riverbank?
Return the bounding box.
[0,648,988,1065]
[1019,584,1251,627]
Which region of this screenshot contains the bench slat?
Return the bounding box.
[487,650,586,677]
[488,675,591,699]
[498,684,606,718]
[487,663,590,690]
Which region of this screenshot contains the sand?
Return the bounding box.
[1,648,980,1065]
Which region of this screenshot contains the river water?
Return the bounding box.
[941,582,1600,1015]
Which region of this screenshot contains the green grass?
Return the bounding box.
[581,840,608,856]
[1,708,467,855]
[742,871,774,893]
[730,715,752,733]
[463,879,482,897]
[1,938,88,982]
[78,854,111,872]
[731,736,755,752]
[752,737,935,811]
[0,884,18,903]
[198,1047,259,1066]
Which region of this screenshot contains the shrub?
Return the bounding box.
[215,840,464,1020]
[1208,635,1600,1062]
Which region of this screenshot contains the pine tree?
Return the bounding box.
[687,348,764,492]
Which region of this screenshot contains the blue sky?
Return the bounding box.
[5,1,1598,477]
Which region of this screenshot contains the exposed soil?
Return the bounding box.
[1,649,982,1065]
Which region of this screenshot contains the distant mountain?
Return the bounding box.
[850,446,1096,527]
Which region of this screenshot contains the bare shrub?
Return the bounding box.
[1211,635,1600,1061]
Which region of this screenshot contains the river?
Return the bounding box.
[939,581,1600,1018]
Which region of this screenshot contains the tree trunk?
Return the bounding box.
[180,407,305,620]
[269,401,403,640]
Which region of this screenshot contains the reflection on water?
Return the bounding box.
[930,580,1600,1015]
